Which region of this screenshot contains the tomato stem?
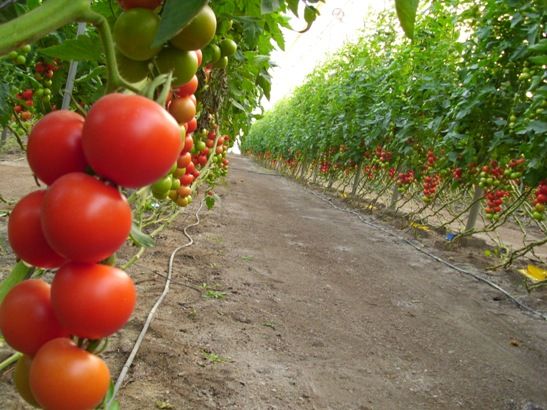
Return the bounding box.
[0,352,22,373]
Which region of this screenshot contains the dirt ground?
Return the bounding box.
[1,155,546,410]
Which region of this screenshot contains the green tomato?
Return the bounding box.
[44,80,52,87]
[171,178,181,190]
[214,56,228,69]
[35,88,44,97]
[170,5,217,51]
[21,44,32,53]
[44,88,52,96]
[16,55,26,65]
[151,174,173,196]
[532,211,544,221]
[8,51,18,60]
[204,44,221,64]
[116,50,150,83]
[219,39,237,57]
[196,140,206,152]
[114,9,161,61]
[156,47,198,86]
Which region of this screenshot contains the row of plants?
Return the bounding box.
[243,0,546,270]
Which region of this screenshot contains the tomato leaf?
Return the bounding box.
[38,35,103,62]
[205,195,215,210]
[102,382,121,410]
[395,0,419,40]
[0,262,33,305]
[129,222,155,248]
[153,0,208,48]
[261,0,281,14]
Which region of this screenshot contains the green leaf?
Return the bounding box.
[38,35,103,62]
[529,55,547,65]
[395,0,419,40]
[287,0,299,16]
[205,195,215,209]
[0,83,11,123]
[261,0,281,14]
[130,222,155,248]
[0,262,33,305]
[152,0,208,48]
[102,382,121,410]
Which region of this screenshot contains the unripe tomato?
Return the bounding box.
[151,174,173,197]
[169,96,196,125]
[177,75,198,96]
[177,186,192,197]
[27,110,87,185]
[156,47,198,86]
[170,5,217,51]
[0,280,67,357]
[8,190,65,268]
[118,0,162,9]
[116,49,150,83]
[14,355,40,407]
[51,263,136,339]
[30,338,110,410]
[82,93,182,188]
[219,38,237,57]
[114,9,161,61]
[41,173,132,263]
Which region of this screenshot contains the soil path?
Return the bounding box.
[1,155,546,410]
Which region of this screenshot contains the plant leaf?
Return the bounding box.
[38,35,103,62]
[0,262,33,304]
[153,0,208,48]
[395,0,419,40]
[130,222,155,248]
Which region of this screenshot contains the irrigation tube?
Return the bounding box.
[109,201,205,406]
[305,187,547,321]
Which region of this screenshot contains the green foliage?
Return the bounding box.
[395,0,419,39]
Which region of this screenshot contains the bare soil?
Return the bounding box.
[1,155,546,410]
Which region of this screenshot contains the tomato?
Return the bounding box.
[156,47,198,86]
[26,110,87,185]
[114,9,161,61]
[204,43,221,64]
[41,173,132,263]
[51,263,136,339]
[177,186,192,197]
[118,0,162,9]
[180,173,194,186]
[177,75,198,97]
[177,152,192,168]
[170,5,217,51]
[14,355,40,407]
[185,161,196,175]
[197,154,208,166]
[8,191,65,268]
[82,94,182,188]
[30,338,110,410]
[214,56,228,69]
[183,134,194,153]
[20,111,32,121]
[186,117,197,133]
[116,50,150,83]
[189,94,197,105]
[195,49,203,66]
[220,39,237,57]
[206,139,214,148]
[169,96,196,125]
[0,280,67,356]
[151,174,173,197]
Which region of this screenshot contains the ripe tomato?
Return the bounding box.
[20,111,31,121]
[170,5,217,51]
[51,263,136,339]
[180,173,194,186]
[156,47,198,86]
[186,117,197,133]
[169,96,196,125]
[82,94,182,188]
[177,152,192,168]
[206,139,214,148]
[14,355,40,407]
[118,0,162,9]
[177,186,192,197]
[177,75,198,96]
[197,154,208,166]
[30,338,110,410]
[8,190,65,268]
[183,134,194,153]
[0,280,67,356]
[185,161,196,175]
[27,110,87,185]
[114,9,161,61]
[41,173,132,263]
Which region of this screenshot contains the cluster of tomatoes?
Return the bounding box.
[371,146,392,167]
[396,170,415,192]
[484,189,510,221]
[422,174,441,203]
[424,149,437,170]
[452,167,463,181]
[0,91,183,409]
[7,44,32,66]
[13,89,34,122]
[532,181,546,221]
[319,162,330,174]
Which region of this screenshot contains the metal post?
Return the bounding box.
[465,186,483,232]
[61,22,87,110]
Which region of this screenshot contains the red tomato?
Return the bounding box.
[118,0,162,9]
[177,75,198,97]
[20,111,32,121]
[41,173,132,263]
[180,173,194,186]
[215,146,223,155]
[8,191,65,268]
[82,94,182,188]
[183,134,194,153]
[185,161,196,175]
[177,152,192,168]
[206,139,214,148]
[168,96,196,125]
[14,105,22,113]
[0,280,67,356]
[27,110,87,185]
[197,154,208,166]
[193,169,200,178]
[30,338,110,410]
[51,263,136,339]
[186,117,197,133]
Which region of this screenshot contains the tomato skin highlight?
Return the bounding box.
[51,262,136,339]
[8,190,66,268]
[26,110,87,185]
[41,173,132,263]
[30,338,110,410]
[82,93,182,188]
[0,280,68,357]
